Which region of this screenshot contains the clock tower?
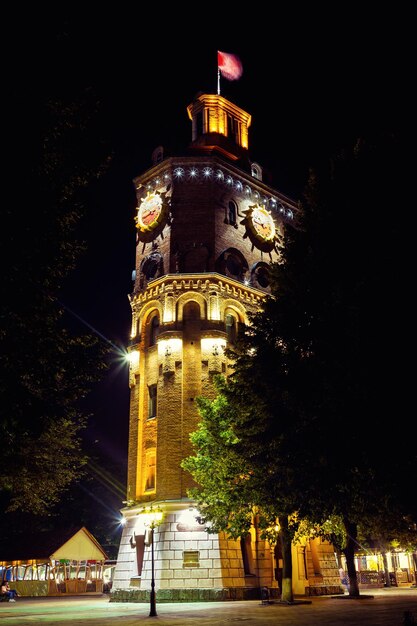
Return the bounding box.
[111,92,341,601]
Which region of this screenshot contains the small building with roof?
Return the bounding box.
[0,526,110,596]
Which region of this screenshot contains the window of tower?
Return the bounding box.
[228,201,237,226]
[251,163,263,181]
[215,248,248,283]
[148,384,157,419]
[225,313,238,344]
[145,451,156,492]
[240,534,255,575]
[143,259,159,279]
[183,300,201,321]
[141,253,163,282]
[149,315,160,347]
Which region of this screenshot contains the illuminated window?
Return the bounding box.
[183,551,200,567]
[148,385,157,419]
[145,452,156,491]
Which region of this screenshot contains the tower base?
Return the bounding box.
[111,500,341,602]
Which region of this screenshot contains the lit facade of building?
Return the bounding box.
[111,92,341,601]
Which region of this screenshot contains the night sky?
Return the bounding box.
[16,10,411,508]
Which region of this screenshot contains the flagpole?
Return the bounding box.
[217,68,220,95]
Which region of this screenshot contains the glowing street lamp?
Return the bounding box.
[142,506,164,617]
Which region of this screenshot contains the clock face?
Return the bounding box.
[251,206,275,241]
[241,203,281,254]
[136,192,163,230]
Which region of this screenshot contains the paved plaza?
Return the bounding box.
[0,587,416,625]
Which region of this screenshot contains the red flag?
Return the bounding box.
[217,51,243,81]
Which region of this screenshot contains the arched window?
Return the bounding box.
[228,201,237,226]
[251,162,263,181]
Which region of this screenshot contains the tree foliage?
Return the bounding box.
[0,93,111,514]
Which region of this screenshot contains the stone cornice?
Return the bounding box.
[129,273,266,307]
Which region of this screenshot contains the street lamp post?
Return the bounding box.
[143,506,163,618]
[149,523,157,617]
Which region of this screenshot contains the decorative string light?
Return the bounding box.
[138,166,294,220]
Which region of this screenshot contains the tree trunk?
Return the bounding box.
[279,515,294,603]
[343,517,360,597]
[381,551,391,587]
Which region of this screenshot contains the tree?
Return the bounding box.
[297,132,415,595]
[183,129,416,599]
[0,93,111,514]
[182,381,301,603]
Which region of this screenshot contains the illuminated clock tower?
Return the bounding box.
[111,92,341,601]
